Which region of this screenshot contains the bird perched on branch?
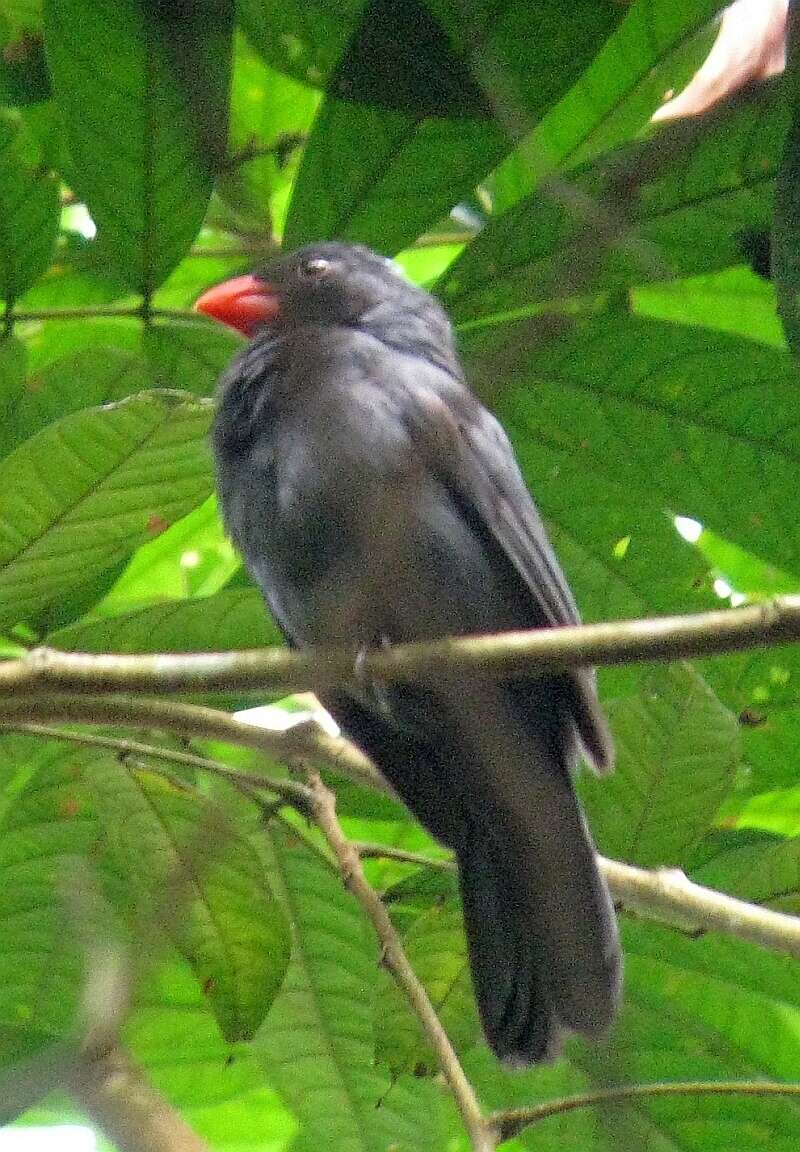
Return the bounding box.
[196,242,621,1064]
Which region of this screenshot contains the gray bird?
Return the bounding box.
[196,241,622,1063]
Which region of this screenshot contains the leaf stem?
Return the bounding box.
[305,770,496,1152]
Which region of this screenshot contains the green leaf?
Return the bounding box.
[582,665,740,867]
[49,587,281,654]
[10,346,151,451]
[633,266,786,349]
[122,954,299,1152]
[238,0,358,89]
[0,391,213,629]
[469,314,800,584]
[20,316,143,375]
[95,495,236,616]
[0,738,100,1059]
[0,109,58,304]
[255,826,447,1152]
[441,79,788,319]
[485,0,721,214]
[43,0,235,293]
[376,898,479,1075]
[693,828,800,914]
[88,760,291,1043]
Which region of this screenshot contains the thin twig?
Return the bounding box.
[354,841,456,869]
[3,596,800,698]
[305,770,497,1152]
[492,1079,800,1141]
[5,721,311,808]
[4,699,800,961]
[354,841,800,960]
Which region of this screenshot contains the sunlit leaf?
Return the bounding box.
[0,110,58,304]
[0,391,213,628]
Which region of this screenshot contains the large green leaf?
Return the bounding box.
[43,0,235,293]
[467,314,800,585]
[284,0,624,253]
[442,78,788,320]
[88,759,291,1043]
[255,826,448,1152]
[50,587,280,654]
[0,110,58,304]
[0,391,213,629]
[583,665,739,867]
[467,311,799,801]
[0,738,101,1061]
[486,0,722,213]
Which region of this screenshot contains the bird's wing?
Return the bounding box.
[399,376,614,771]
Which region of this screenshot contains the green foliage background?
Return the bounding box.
[1,1,799,1148]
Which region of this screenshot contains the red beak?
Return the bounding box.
[194,274,280,336]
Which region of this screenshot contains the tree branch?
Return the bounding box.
[5,700,800,962]
[0,694,376,785]
[600,857,800,958]
[353,842,800,960]
[2,596,800,698]
[67,1045,211,1152]
[491,1079,800,1141]
[304,770,496,1152]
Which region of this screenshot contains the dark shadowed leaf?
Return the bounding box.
[88,760,291,1043]
[284,0,623,253]
[0,110,58,304]
[43,0,235,293]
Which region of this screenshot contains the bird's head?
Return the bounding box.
[195,242,437,338]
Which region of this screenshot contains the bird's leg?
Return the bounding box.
[354,635,396,720]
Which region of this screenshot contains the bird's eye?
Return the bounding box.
[299,258,331,280]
